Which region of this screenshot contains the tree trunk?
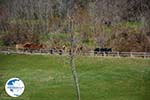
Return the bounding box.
[69,18,80,100]
[70,50,80,100]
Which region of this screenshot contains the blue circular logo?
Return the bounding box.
[5,78,25,97]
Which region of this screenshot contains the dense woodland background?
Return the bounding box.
[0,0,150,52]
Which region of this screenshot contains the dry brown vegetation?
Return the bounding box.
[0,0,150,52]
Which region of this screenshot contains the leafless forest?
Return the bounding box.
[0,0,150,52]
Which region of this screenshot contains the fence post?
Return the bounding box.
[130,52,134,58]
[90,51,94,57]
[144,52,146,59]
[103,52,106,57]
[117,52,120,57]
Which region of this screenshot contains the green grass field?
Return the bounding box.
[0,54,150,100]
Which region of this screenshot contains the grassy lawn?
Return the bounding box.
[0,54,150,100]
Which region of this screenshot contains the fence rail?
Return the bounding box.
[0,48,150,59]
[83,51,150,58]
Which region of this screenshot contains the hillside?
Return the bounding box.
[0,0,150,52]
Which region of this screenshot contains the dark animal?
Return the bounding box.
[94,48,112,55]
[49,46,63,55]
[50,48,55,54]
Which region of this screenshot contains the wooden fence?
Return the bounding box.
[0,47,150,58]
[82,51,150,58]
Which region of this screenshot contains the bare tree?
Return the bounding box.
[66,0,80,100]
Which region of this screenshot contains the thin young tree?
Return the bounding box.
[66,0,80,100]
